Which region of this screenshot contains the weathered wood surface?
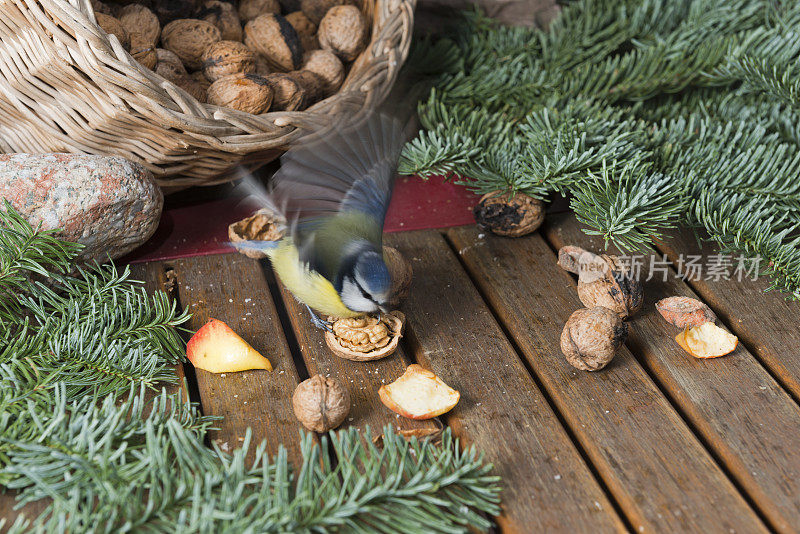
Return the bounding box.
[278,283,441,436]
[167,254,306,465]
[386,231,627,533]
[657,227,800,401]
[448,225,767,533]
[544,213,800,533]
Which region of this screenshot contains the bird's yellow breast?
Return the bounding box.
[268,239,360,318]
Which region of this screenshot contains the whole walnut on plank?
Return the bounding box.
[96,13,130,49]
[238,0,280,23]
[318,5,367,61]
[302,49,343,95]
[244,14,304,72]
[207,73,273,113]
[292,375,350,432]
[202,41,256,82]
[118,4,160,46]
[198,0,243,42]
[161,19,222,70]
[561,307,627,371]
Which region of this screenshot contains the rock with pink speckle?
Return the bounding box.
[0,153,162,263]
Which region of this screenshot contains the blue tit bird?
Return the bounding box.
[234,112,408,331]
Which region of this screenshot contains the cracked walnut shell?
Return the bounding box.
[325,311,405,361]
[474,190,545,237]
[228,209,285,258]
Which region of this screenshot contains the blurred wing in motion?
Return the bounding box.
[273,112,408,280]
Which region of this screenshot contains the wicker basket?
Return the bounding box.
[0,0,414,188]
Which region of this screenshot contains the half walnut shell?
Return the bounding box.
[325,311,405,361]
[228,209,284,259]
[473,190,545,237]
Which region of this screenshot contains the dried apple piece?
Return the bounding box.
[187,318,272,372]
[677,322,738,359]
[656,296,716,328]
[378,364,460,420]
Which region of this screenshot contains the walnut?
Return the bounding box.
[198,0,243,42]
[292,375,350,432]
[325,311,405,361]
[191,70,212,92]
[161,19,222,70]
[118,4,160,46]
[130,33,157,69]
[254,54,272,75]
[91,0,113,16]
[575,251,643,319]
[302,49,343,96]
[383,246,412,306]
[300,0,342,25]
[318,5,367,62]
[155,49,207,101]
[228,209,284,259]
[244,14,303,72]
[473,190,544,237]
[287,70,324,106]
[155,48,188,81]
[207,72,273,113]
[154,0,198,25]
[202,41,256,82]
[285,11,318,51]
[96,13,130,49]
[560,307,627,371]
[238,0,280,23]
[264,73,306,111]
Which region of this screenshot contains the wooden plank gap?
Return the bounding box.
[436,231,635,531]
[542,213,800,533]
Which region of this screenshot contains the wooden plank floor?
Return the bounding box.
[4,218,800,533]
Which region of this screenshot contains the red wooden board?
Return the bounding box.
[124,175,479,263]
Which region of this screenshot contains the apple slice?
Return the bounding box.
[676,322,738,359]
[186,319,272,373]
[378,364,459,420]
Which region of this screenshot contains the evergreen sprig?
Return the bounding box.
[0,205,502,532]
[401,0,800,295]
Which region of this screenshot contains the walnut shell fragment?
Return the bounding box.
[325,311,405,361]
[228,209,285,259]
[292,374,350,432]
[656,296,716,329]
[561,307,627,371]
[473,191,545,237]
[577,253,643,319]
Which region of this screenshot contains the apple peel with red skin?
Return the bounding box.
[378,364,460,420]
[675,322,738,359]
[187,318,272,372]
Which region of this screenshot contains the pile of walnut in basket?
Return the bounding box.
[93,0,366,112]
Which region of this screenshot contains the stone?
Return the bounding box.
[0,153,163,263]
